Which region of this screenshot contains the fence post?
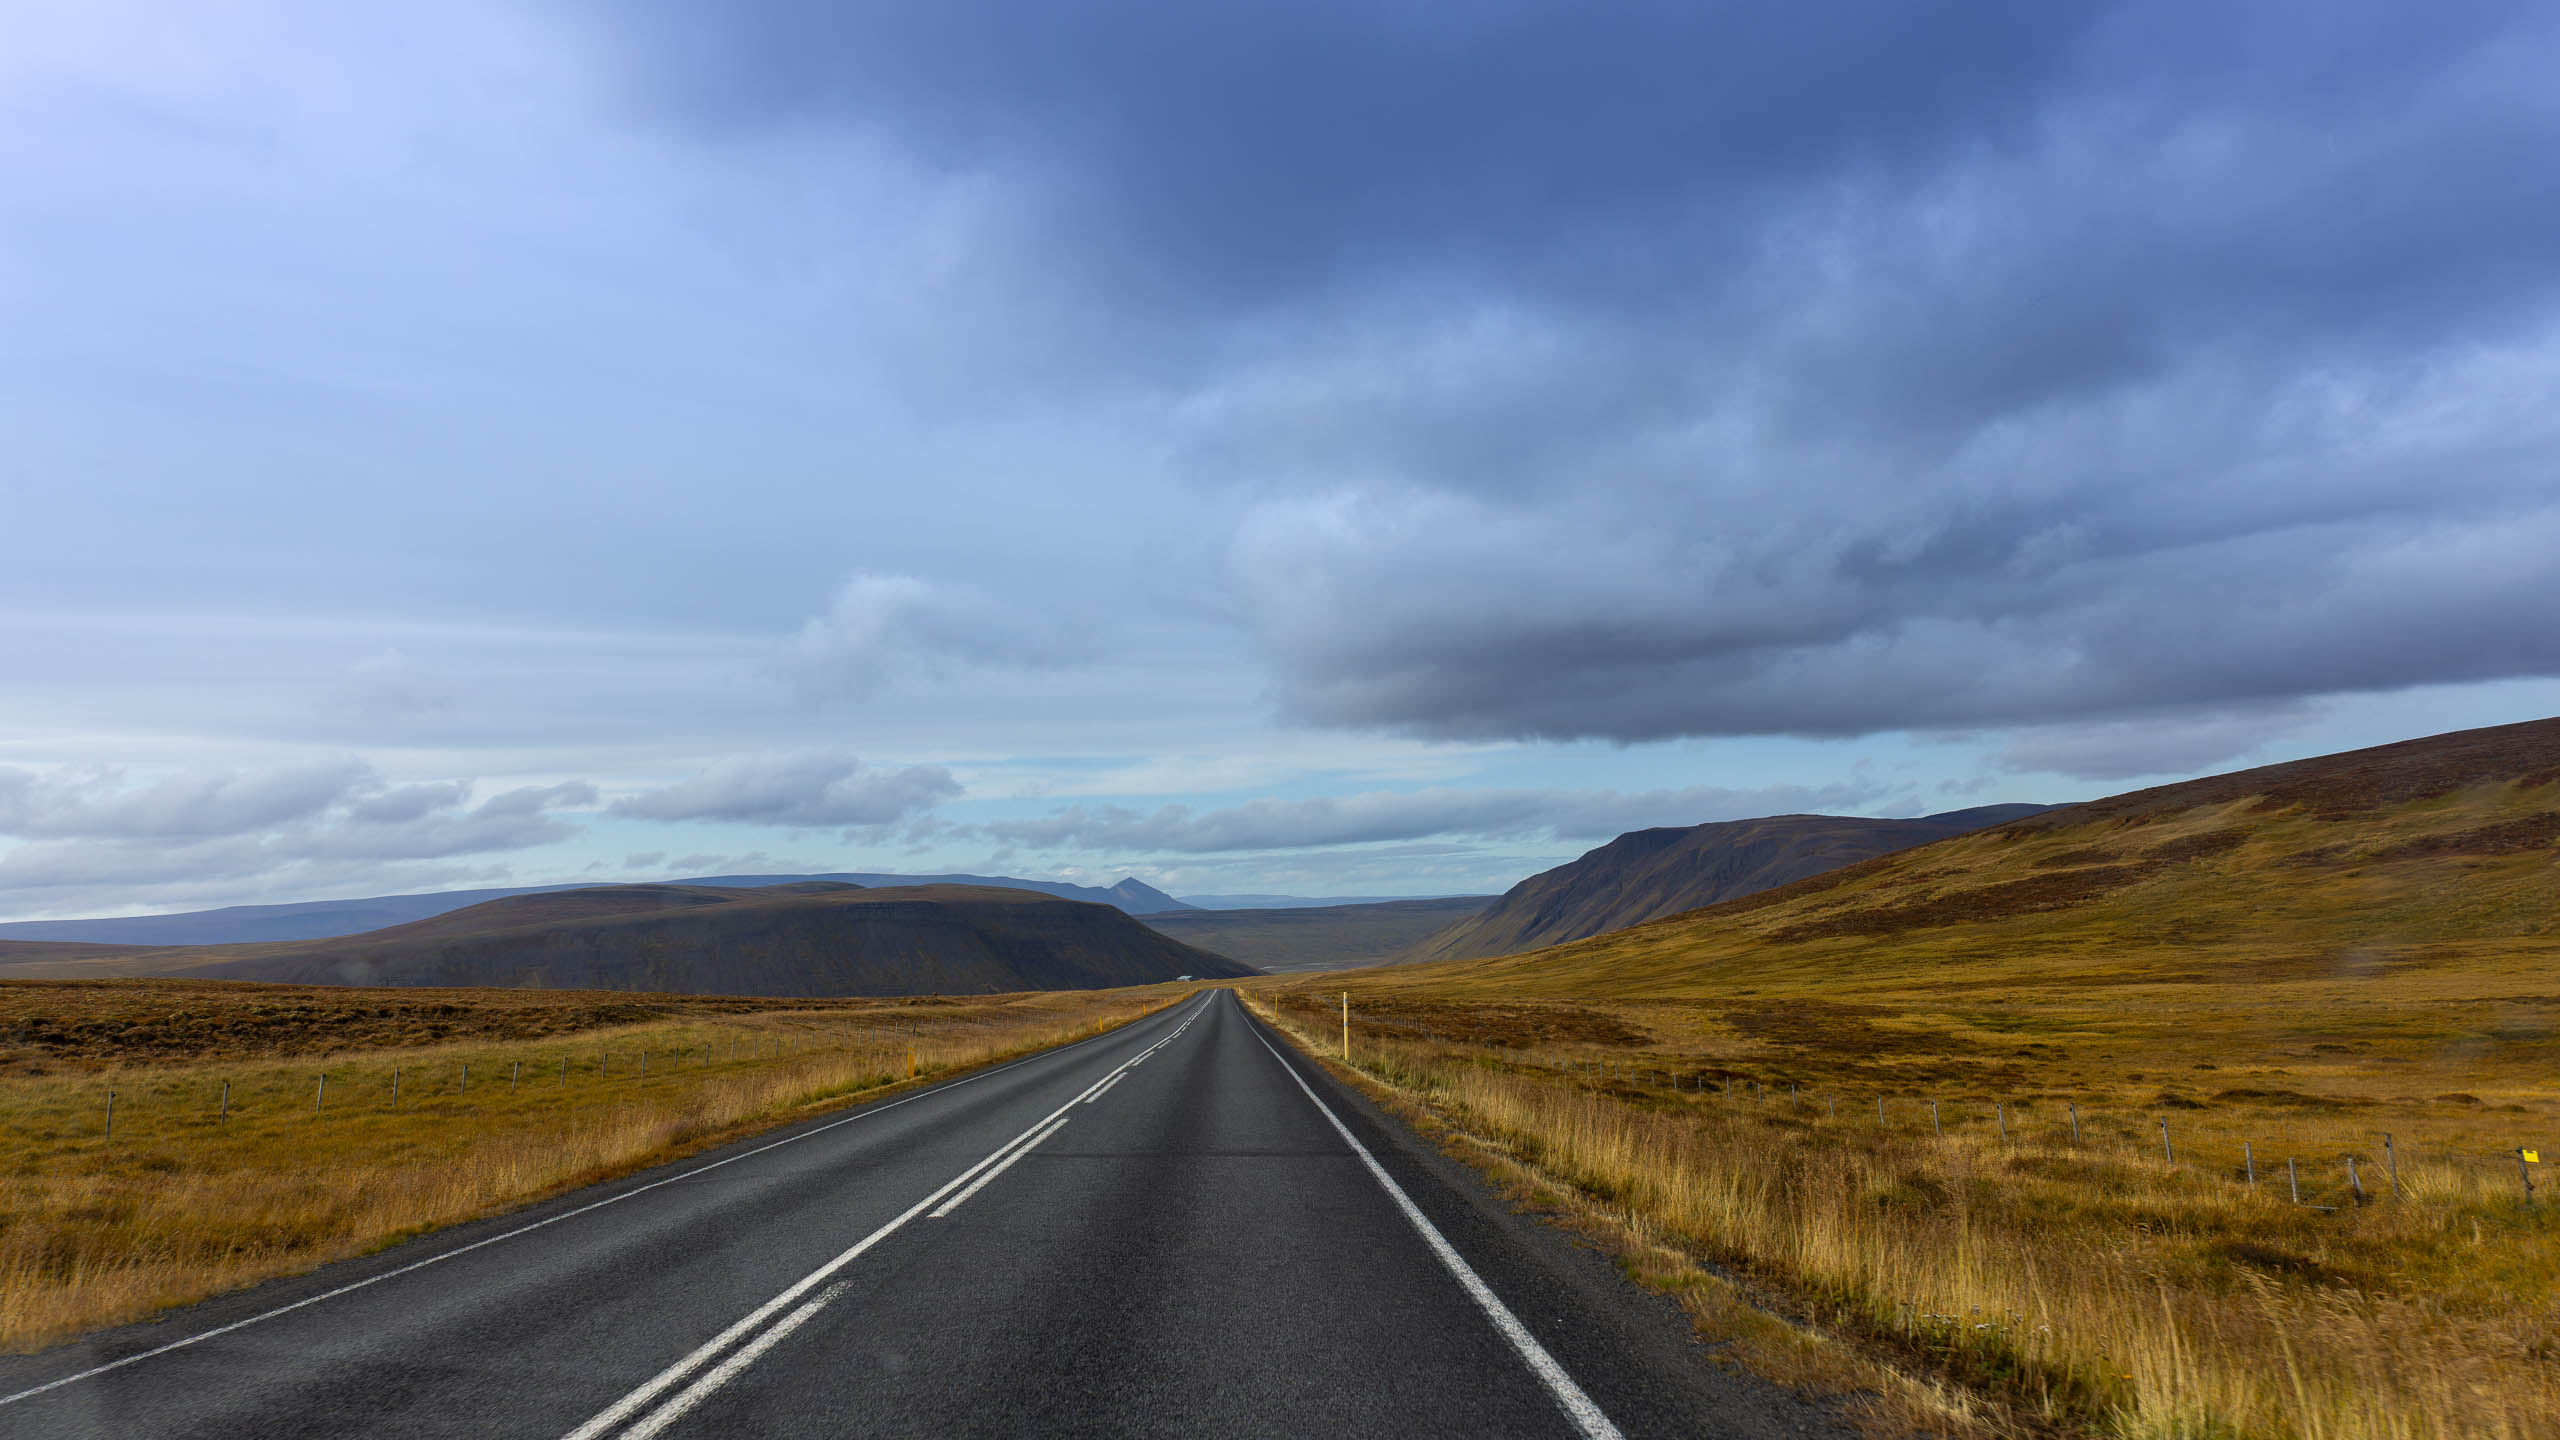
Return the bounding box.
[104,1089,114,1140]
[1877,1095,1886,1125]
[1997,1102,2009,1146]
[2244,1140,2256,1186]
[220,1079,229,1121]
[461,1063,469,1096]
[1828,1093,1837,1120]
[1931,1100,1941,1136]
[2068,1102,2081,1146]
[2347,1155,2364,1200]
[317,1074,326,1114]
[2160,1119,2174,1166]
[2522,1149,2540,1204]
[2383,1133,2400,1197]
[1341,992,1349,1062]
[2288,1156,2301,1204]
[393,1066,401,1109]
[512,1061,520,1091]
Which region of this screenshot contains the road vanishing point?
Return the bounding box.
[0,990,1849,1439]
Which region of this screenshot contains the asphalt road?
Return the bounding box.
[0,989,1852,1439]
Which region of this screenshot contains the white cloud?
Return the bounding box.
[974,780,1891,854]
[0,761,598,911]
[779,574,1087,702]
[0,759,373,839]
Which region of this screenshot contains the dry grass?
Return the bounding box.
[1262,1003,2558,1439]
[0,980,1187,1351]
[1232,767,2560,1438]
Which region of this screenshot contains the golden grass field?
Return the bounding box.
[1249,730,2560,1440]
[0,978,1184,1351]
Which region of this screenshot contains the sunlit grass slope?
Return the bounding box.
[0,978,1186,1350]
[1256,717,2560,1439]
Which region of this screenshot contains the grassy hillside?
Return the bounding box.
[1256,717,2560,1440]
[1413,717,2560,998]
[0,884,1255,996]
[0,977,1188,1348]
[1138,896,1493,971]
[1403,803,2048,965]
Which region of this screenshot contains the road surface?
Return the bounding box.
[0,989,1851,1438]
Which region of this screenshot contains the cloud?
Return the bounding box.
[1990,706,2313,781]
[0,764,598,906]
[779,574,1085,702]
[594,2,2560,742]
[322,648,465,723]
[975,780,1891,855]
[611,752,961,827]
[0,760,375,839]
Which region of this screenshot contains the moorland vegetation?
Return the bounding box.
[1261,718,2560,1440]
[0,978,1184,1348]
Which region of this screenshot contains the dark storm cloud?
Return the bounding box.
[595,1,2560,742]
[599,1,2091,310]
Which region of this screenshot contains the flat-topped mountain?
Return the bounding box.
[0,870,1194,949]
[0,883,1253,997]
[1402,804,2050,964]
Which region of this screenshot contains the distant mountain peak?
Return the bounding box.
[1106,878,1195,913]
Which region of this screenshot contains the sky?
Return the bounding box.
[3,1,2559,919]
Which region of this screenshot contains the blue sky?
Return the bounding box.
[4,1,2559,917]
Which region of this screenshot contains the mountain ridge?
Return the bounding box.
[0,883,1254,997]
[1396,715,2560,997]
[1401,803,2054,964]
[0,869,1195,948]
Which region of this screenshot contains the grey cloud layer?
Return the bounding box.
[0,762,596,899]
[602,1,2560,742]
[975,781,1887,855]
[779,575,1087,703]
[610,752,961,827]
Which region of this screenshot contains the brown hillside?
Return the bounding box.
[0,884,1255,997]
[1403,804,2050,965]
[1385,715,2560,998]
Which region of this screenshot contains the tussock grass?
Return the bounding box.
[1239,762,2560,1436]
[1261,1004,2559,1440]
[0,986,1181,1350]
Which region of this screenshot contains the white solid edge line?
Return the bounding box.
[0,990,1213,1414]
[1247,1008,1626,1440]
[929,1114,1070,1218]
[561,995,1209,1440]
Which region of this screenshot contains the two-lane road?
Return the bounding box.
[0,990,1849,1439]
